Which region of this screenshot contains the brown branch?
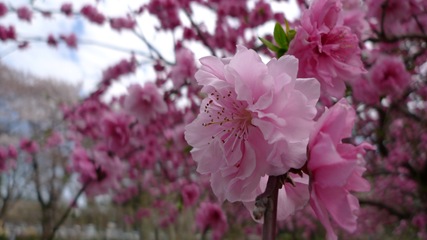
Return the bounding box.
[131,30,174,65]
[183,10,216,57]
[254,175,284,240]
[46,181,91,240]
[32,155,47,207]
[365,34,427,43]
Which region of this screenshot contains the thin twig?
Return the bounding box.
[47,181,91,240]
[183,9,216,57]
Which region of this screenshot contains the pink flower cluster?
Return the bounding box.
[366,0,427,36]
[169,47,197,88]
[185,46,320,203]
[0,145,17,172]
[0,2,7,17]
[195,202,228,240]
[123,82,168,125]
[81,5,105,25]
[0,25,15,41]
[20,138,39,154]
[71,147,125,196]
[60,3,73,16]
[307,99,372,240]
[146,0,181,30]
[185,44,372,239]
[109,17,136,32]
[16,6,32,22]
[287,0,365,98]
[59,33,77,49]
[351,55,412,104]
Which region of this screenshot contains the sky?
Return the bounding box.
[0,0,300,98]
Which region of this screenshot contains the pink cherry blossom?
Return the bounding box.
[109,17,136,31]
[71,147,96,181]
[343,8,369,40]
[307,98,372,240]
[80,5,105,25]
[0,147,8,171]
[349,75,380,105]
[369,56,412,98]
[123,82,168,125]
[60,3,73,16]
[366,0,422,36]
[169,47,197,88]
[86,149,125,196]
[60,33,77,48]
[247,0,273,27]
[47,34,58,47]
[46,131,63,148]
[20,138,39,154]
[195,202,228,240]
[72,146,125,196]
[287,0,365,98]
[101,113,131,152]
[7,145,17,159]
[146,0,181,30]
[181,182,200,208]
[0,3,7,18]
[0,25,16,41]
[185,46,320,203]
[17,6,32,22]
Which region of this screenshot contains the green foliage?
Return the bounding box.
[259,20,297,58]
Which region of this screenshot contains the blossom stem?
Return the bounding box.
[256,175,280,240]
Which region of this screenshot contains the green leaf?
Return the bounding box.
[259,37,280,52]
[285,19,291,33]
[276,48,287,58]
[274,23,288,48]
[287,29,297,42]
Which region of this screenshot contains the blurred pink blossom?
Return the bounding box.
[60,3,73,16]
[369,56,411,98]
[60,33,77,48]
[0,3,7,17]
[72,147,125,196]
[307,98,372,240]
[288,0,365,98]
[46,131,63,148]
[195,202,228,240]
[80,5,105,25]
[0,25,16,41]
[123,83,168,125]
[17,6,32,22]
[349,75,380,105]
[109,17,136,31]
[181,182,200,208]
[101,113,131,152]
[20,138,39,154]
[7,145,17,159]
[169,48,197,88]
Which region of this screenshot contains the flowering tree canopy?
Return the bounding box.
[1,0,427,239]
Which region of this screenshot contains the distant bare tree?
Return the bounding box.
[0,63,80,239]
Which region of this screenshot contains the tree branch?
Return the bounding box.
[183,9,217,57]
[254,175,282,240]
[47,181,91,240]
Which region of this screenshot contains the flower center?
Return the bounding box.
[201,89,252,146]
